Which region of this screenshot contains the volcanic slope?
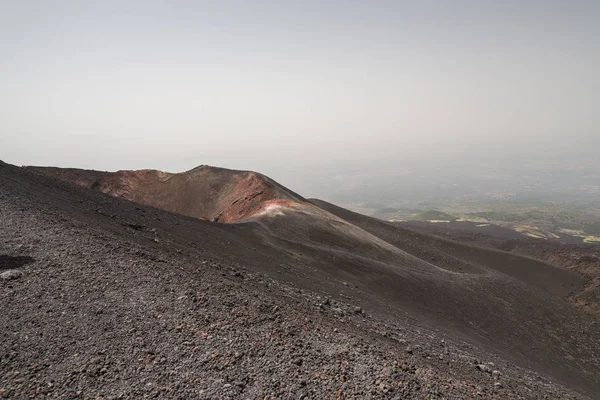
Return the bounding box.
[3,162,599,398]
[255,199,599,392]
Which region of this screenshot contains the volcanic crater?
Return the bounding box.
[31,165,309,223]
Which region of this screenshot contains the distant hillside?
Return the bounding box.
[409,210,457,222]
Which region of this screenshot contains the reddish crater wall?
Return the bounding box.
[31,166,305,223]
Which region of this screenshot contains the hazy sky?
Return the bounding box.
[1,1,598,193]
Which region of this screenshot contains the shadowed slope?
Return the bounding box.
[309,198,582,297]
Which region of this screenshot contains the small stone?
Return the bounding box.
[0,270,23,281]
[477,364,492,373]
[333,308,345,317]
